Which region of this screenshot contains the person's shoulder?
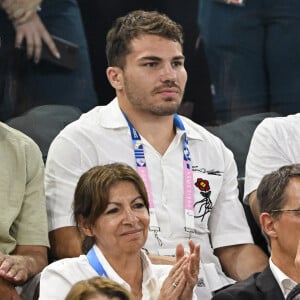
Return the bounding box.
[180,115,224,143]
[253,113,299,140]
[213,272,261,299]
[0,121,40,150]
[43,255,88,273]
[258,113,299,130]
[59,100,121,133]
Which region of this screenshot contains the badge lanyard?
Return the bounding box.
[87,247,108,277]
[123,113,195,245]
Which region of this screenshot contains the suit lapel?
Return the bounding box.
[256,265,285,300]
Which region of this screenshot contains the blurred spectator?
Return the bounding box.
[0,0,97,121]
[65,277,135,300]
[198,1,300,123]
[244,113,300,224]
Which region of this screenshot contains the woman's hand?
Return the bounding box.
[157,255,190,300]
[13,12,60,63]
[158,240,200,300]
[178,240,200,300]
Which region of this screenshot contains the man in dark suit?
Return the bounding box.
[213,164,300,300]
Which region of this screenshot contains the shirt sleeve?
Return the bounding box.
[209,144,253,249]
[45,126,94,231]
[39,261,73,300]
[15,138,49,247]
[244,118,290,203]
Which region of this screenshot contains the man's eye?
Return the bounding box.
[144,62,157,67]
[172,61,183,67]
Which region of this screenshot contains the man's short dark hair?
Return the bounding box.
[257,164,300,215]
[106,10,184,68]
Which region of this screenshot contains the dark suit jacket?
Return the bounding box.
[212,265,284,300]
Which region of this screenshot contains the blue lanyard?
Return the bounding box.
[123,112,195,238]
[86,247,108,277]
[173,114,192,169]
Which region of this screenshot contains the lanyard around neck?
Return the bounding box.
[87,247,108,277]
[123,113,195,245]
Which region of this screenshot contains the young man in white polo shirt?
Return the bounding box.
[45,10,268,299]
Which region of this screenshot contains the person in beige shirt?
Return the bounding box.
[0,122,49,300]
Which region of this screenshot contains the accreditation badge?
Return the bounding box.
[213,0,245,6]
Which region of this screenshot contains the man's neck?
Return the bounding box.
[271,254,300,283]
[122,108,176,155]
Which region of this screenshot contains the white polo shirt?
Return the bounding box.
[39,245,180,300]
[244,113,300,203]
[45,98,253,296]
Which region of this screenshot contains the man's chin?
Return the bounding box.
[152,103,181,116]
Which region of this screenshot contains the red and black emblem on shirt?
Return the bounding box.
[194,178,213,221]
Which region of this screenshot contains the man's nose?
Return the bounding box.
[160,64,176,82]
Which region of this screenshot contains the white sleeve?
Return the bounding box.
[45,126,96,231]
[210,144,253,249]
[39,263,73,300]
[244,118,289,203]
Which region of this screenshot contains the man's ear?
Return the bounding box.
[77,215,94,237]
[106,66,123,90]
[260,212,277,239]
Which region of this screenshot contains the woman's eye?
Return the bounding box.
[133,202,145,209]
[106,208,119,215]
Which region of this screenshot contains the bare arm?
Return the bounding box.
[248,190,260,226]
[0,277,21,300]
[148,243,184,265]
[148,254,176,265]
[215,243,268,281]
[49,227,83,260]
[0,245,47,283]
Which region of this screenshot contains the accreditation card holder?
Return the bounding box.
[213,0,245,6]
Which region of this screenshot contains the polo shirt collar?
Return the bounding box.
[99,98,204,141]
[97,98,128,129]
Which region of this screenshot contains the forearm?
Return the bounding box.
[49,227,83,259]
[215,244,268,281]
[148,254,175,265]
[0,277,21,299]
